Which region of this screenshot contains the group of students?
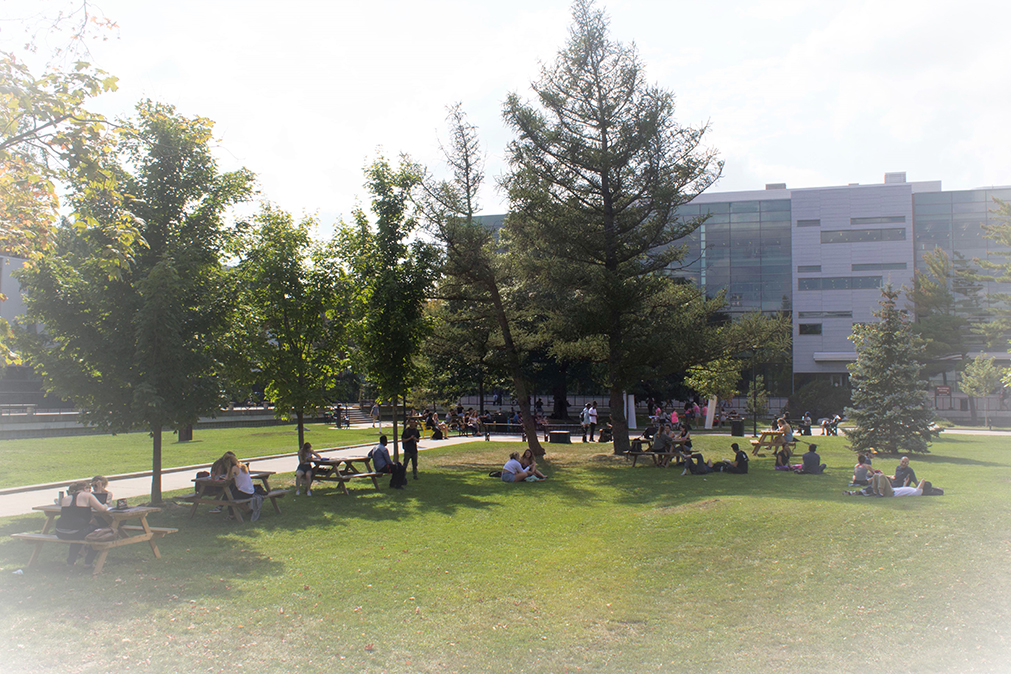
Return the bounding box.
[846,455,934,497]
[649,423,750,474]
[500,448,548,482]
[53,475,113,567]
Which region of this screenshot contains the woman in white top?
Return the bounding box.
[501,452,538,482]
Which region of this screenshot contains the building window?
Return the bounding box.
[851,216,906,225]
[796,219,821,227]
[851,262,907,271]
[798,310,853,318]
[798,323,822,335]
[820,228,906,244]
[797,265,821,273]
[798,277,883,291]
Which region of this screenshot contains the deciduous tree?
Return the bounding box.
[15,101,254,502]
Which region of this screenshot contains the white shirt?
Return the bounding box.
[588,407,597,423]
[503,458,524,475]
[892,487,922,497]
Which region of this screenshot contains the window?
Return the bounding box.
[796,219,821,227]
[798,276,883,291]
[798,310,853,318]
[851,262,907,271]
[820,228,906,244]
[851,216,906,225]
[798,323,822,335]
[797,265,821,273]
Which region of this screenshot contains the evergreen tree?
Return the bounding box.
[845,287,935,455]
[501,0,722,452]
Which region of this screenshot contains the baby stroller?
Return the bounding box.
[822,414,841,436]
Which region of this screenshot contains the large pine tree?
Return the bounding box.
[845,287,935,454]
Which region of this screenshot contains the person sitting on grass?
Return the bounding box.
[90,475,113,504]
[55,481,109,567]
[852,454,873,485]
[369,435,394,474]
[890,456,918,488]
[714,442,749,474]
[295,442,322,497]
[501,451,542,483]
[520,448,548,480]
[773,440,793,468]
[798,444,827,474]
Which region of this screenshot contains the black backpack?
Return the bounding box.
[389,461,408,489]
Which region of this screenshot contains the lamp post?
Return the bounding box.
[752,359,758,437]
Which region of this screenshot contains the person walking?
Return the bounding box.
[588,401,598,442]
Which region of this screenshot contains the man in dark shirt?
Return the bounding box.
[890,456,917,487]
[728,442,749,474]
[402,420,422,479]
[801,444,826,474]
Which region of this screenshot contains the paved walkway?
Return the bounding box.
[0,432,526,519]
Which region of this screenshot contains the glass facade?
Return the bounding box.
[671,199,791,313]
[912,187,1011,312]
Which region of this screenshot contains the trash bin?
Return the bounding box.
[730,420,745,437]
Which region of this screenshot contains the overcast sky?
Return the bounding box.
[4,0,1010,238]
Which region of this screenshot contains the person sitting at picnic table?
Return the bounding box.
[890,456,918,487]
[652,424,673,453]
[798,444,826,474]
[852,454,873,485]
[90,475,112,504]
[369,435,395,474]
[295,442,322,497]
[55,480,108,567]
[520,448,548,480]
[227,455,267,500]
[775,417,794,448]
[501,451,542,482]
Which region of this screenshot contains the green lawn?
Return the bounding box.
[0,424,394,488]
[1,433,1009,673]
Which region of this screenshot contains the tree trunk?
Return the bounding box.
[488,278,543,456]
[609,386,629,453]
[968,396,978,426]
[552,364,568,419]
[478,373,485,415]
[296,409,305,449]
[151,424,163,504]
[392,395,400,462]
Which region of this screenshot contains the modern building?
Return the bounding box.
[669,172,1011,400]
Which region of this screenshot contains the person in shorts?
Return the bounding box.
[295,442,322,496]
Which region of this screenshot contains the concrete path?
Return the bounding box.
[0,432,525,519]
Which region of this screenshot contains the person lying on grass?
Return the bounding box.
[520,449,547,480]
[502,451,543,482]
[845,477,932,497]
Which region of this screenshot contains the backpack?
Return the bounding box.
[389,461,408,489]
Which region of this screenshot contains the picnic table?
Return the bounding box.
[309,455,384,495]
[179,471,289,522]
[11,504,176,575]
[626,438,691,467]
[750,429,792,455]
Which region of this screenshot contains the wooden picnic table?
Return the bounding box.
[626,438,691,467]
[750,429,791,455]
[309,455,384,495]
[11,504,176,575]
[180,471,288,522]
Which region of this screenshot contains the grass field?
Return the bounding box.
[0,424,394,488]
[1,432,1009,673]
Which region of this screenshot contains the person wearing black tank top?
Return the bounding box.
[55,481,108,566]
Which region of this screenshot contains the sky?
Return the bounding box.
[3,0,1011,239]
